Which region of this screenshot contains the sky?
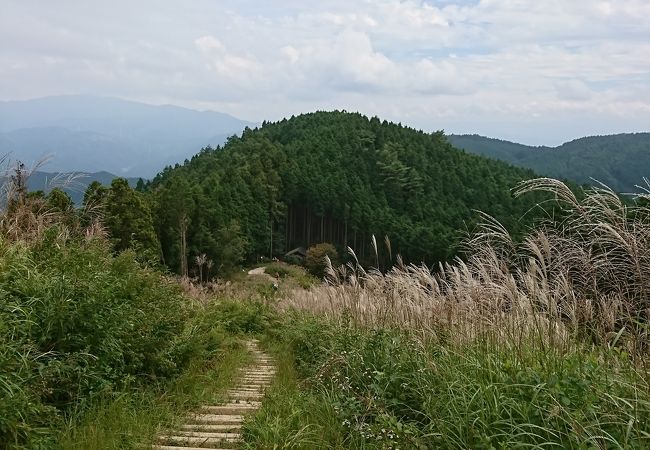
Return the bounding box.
[1,0,649,145]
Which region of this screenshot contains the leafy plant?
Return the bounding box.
[305,243,339,279]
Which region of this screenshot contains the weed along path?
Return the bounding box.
[153,339,276,449]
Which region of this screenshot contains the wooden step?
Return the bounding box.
[199,404,258,414]
[152,339,276,448]
[227,393,264,401]
[180,424,241,432]
[187,414,244,424]
[169,431,241,439]
[219,399,262,406]
[153,446,233,450]
[228,389,266,396]
[159,435,240,446]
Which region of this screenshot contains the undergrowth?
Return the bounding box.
[56,336,249,450]
[252,313,650,449]
[248,178,650,448]
[0,223,272,448]
[242,337,350,449]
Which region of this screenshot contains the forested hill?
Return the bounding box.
[448,133,650,193]
[150,111,546,271]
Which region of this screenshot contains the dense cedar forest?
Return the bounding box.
[448,132,650,192]
[145,111,548,276]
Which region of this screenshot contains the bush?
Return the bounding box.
[305,243,339,279]
[0,231,194,448]
[283,254,303,266]
[264,262,318,290]
[265,262,292,279]
[197,300,277,335]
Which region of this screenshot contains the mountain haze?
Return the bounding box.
[0,95,255,177]
[448,133,650,192]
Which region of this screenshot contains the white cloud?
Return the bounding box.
[0,0,648,144]
[194,35,261,82]
[194,36,225,53]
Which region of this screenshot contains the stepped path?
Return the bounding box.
[153,339,276,450]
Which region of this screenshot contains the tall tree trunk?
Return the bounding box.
[307,210,311,246]
[179,213,188,277]
[285,206,290,252]
[320,215,324,242]
[269,217,273,258]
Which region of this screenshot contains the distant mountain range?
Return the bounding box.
[0,95,256,177]
[447,133,650,193]
[1,95,647,194]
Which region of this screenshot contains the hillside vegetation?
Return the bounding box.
[448,132,650,192]
[5,110,649,449]
[3,109,650,448]
[149,111,548,275]
[244,178,650,449]
[0,171,270,449]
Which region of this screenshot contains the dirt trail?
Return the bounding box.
[246,267,266,276]
[247,266,277,283]
[152,339,276,449]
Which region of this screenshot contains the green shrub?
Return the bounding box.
[283,255,303,266]
[195,300,276,335]
[263,262,318,290]
[305,243,339,279]
[0,231,195,448]
[265,262,292,278]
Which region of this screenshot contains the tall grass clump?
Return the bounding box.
[0,164,237,449]
[0,230,200,448]
[284,178,650,354]
[265,178,650,448]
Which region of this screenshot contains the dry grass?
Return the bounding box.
[280,178,650,357]
[0,158,103,243]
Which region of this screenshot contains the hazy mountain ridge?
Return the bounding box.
[448,133,650,192]
[0,95,256,177]
[3,95,646,192]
